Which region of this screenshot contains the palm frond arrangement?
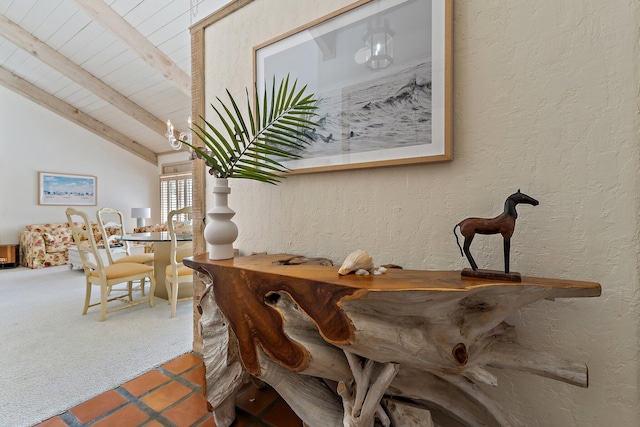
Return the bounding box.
[184,75,319,184]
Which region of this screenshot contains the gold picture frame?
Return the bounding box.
[254,0,452,174]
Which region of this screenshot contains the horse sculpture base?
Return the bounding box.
[461,268,522,282]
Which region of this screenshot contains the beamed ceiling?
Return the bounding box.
[0,0,230,165]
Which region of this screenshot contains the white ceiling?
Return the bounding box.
[0,0,230,164]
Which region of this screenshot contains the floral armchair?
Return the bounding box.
[20,222,119,269]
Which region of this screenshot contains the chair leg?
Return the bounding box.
[148,275,156,308]
[170,282,179,318]
[83,281,91,315]
[127,281,133,301]
[165,278,172,305]
[140,277,146,296]
[100,286,109,322]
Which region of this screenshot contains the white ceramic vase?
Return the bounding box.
[203,178,238,260]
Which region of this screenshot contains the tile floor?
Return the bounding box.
[34,353,302,427]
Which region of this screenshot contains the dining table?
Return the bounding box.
[119,232,193,300]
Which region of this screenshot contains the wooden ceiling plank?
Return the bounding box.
[31,1,78,43]
[112,0,154,24]
[1,0,38,25]
[44,10,92,51]
[69,28,114,65]
[134,4,185,37]
[0,65,157,165]
[77,39,127,72]
[17,0,58,28]
[70,0,191,97]
[0,45,26,68]
[59,21,105,59]
[0,14,168,138]
[53,81,84,99]
[156,32,190,58]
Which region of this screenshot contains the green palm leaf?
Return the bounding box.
[185,75,318,184]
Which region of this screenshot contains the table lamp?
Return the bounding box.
[131,208,151,228]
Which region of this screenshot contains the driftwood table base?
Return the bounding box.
[185,254,601,427]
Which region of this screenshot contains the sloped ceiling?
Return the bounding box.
[0,0,229,164]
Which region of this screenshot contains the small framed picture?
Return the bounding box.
[38,172,97,206]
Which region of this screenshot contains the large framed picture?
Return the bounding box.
[254,0,452,174]
[38,172,97,206]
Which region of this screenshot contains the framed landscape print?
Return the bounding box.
[38,172,97,206]
[254,0,452,174]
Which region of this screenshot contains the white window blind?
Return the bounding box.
[160,172,193,223]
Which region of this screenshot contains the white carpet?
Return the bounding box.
[0,265,193,427]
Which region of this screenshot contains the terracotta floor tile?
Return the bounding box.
[92,404,149,427]
[228,412,252,427]
[142,420,165,427]
[122,369,171,396]
[32,417,67,427]
[235,384,279,416]
[69,389,127,424]
[140,381,193,412]
[197,415,217,427]
[181,363,205,387]
[195,409,253,427]
[163,392,210,427]
[162,353,203,374]
[46,352,302,427]
[262,399,303,427]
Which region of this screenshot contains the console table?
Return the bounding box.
[184,254,601,427]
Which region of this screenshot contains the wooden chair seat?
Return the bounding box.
[166,264,192,277]
[91,262,154,279]
[113,253,155,265]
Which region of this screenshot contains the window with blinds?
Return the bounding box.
[160,172,193,223]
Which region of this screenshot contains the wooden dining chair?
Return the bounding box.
[66,207,157,321]
[96,207,155,295]
[166,206,193,318]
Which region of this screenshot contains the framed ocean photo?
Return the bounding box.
[38,172,97,206]
[254,0,452,174]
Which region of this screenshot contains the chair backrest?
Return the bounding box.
[168,206,193,269]
[66,207,106,275]
[96,207,129,264]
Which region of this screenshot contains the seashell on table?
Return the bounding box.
[338,250,374,275]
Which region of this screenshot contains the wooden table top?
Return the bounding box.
[185,253,601,296]
[185,253,601,375]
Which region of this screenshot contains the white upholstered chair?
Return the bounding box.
[66,207,156,321]
[166,206,193,318]
[96,207,155,295]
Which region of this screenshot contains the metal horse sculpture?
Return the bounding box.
[454,190,539,274]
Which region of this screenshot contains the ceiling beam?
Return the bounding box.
[0,14,168,138]
[0,66,157,165]
[69,0,191,97]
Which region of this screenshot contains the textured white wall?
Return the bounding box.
[0,86,160,242]
[203,0,640,424]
